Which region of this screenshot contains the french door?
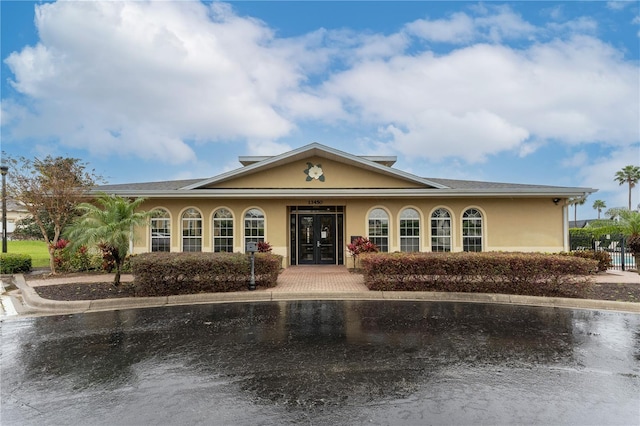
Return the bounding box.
[298,214,337,265]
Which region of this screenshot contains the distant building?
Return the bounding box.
[0,198,29,239]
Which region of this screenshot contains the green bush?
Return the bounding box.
[0,253,32,274]
[360,252,596,297]
[131,252,282,297]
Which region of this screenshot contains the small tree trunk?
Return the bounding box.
[48,245,57,275]
[113,266,121,286]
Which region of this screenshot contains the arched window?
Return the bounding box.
[181,208,202,252]
[462,208,483,252]
[244,208,265,248]
[431,208,451,252]
[150,208,171,252]
[368,208,389,252]
[213,208,234,253]
[400,208,420,252]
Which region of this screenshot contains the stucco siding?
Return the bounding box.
[131,196,566,268]
[206,156,425,189]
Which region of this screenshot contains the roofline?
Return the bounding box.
[238,154,397,167]
[182,142,443,190]
[95,187,597,199]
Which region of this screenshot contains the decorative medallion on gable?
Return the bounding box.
[304,162,325,182]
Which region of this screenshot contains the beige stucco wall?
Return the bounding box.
[131,196,566,266]
[208,156,425,189]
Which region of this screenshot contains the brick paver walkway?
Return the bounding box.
[272,265,368,292]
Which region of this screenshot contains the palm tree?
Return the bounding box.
[614,165,640,210]
[592,200,606,219]
[569,196,587,223]
[619,210,640,274]
[65,193,158,286]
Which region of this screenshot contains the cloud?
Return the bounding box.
[576,145,640,209]
[1,1,638,171]
[404,7,536,44]
[3,1,300,162]
[319,34,638,162]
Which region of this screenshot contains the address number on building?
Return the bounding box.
[308,200,323,205]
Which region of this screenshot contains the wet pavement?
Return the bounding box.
[2,300,639,425]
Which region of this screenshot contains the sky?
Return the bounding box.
[1,0,639,220]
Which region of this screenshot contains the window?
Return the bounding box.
[400,208,420,252]
[181,208,202,252]
[150,209,171,252]
[431,208,451,252]
[213,208,234,253]
[462,208,483,252]
[368,208,389,252]
[244,208,265,248]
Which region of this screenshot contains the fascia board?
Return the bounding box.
[98,187,597,199]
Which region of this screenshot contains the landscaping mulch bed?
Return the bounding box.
[32,280,640,303]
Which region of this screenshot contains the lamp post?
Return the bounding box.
[246,241,257,290]
[1,164,8,253]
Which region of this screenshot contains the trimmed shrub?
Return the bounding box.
[0,253,32,274]
[360,252,596,297]
[131,252,282,297]
[567,250,611,272]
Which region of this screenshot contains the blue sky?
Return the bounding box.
[1,1,639,220]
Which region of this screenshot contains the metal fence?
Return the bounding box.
[570,233,636,271]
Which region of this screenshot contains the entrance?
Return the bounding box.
[290,206,344,265]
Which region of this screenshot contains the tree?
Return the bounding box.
[3,154,100,273]
[605,207,626,221]
[592,200,606,219]
[569,196,587,223]
[614,165,640,211]
[64,193,158,286]
[618,210,640,274]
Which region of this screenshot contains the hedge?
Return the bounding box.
[360,252,597,296]
[0,253,32,274]
[130,252,282,297]
[566,250,611,272]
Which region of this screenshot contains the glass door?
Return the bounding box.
[297,214,336,264]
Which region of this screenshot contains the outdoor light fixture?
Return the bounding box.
[1,164,8,253]
[552,198,561,205]
[246,241,258,291]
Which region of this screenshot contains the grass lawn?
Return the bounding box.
[7,240,50,268]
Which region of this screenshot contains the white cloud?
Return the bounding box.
[577,145,640,209]
[319,34,638,162]
[3,1,301,162]
[607,1,632,11]
[1,1,638,172]
[404,7,536,44]
[405,12,475,44]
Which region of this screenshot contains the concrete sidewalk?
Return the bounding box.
[3,266,639,317]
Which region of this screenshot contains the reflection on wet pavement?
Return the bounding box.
[2,301,639,425]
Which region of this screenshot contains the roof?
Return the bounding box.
[95,143,597,199]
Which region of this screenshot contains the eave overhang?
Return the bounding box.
[97,187,597,199]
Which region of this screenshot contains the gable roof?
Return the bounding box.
[96,142,597,199]
[181,143,446,190]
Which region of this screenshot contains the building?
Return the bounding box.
[98,143,596,266]
[0,198,30,239]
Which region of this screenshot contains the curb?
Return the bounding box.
[11,274,640,316]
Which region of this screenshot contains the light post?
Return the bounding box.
[246,241,257,290]
[1,164,8,253]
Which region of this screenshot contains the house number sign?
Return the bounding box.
[308,200,323,205]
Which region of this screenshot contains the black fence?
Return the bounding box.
[570,233,636,271]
